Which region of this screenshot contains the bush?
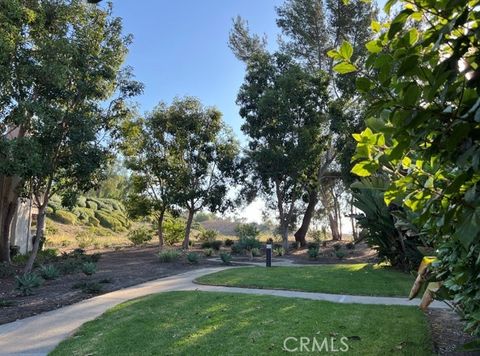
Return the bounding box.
[230,243,242,255]
[87,216,100,227]
[224,238,235,247]
[59,259,80,274]
[73,281,103,294]
[81,262,97,276]
[235,223,260,240]
[94,211,125,232]
[50,210,77,225]
[85,200,98,210]
[198,229,218,242]
[237,237,261,254]
[203,248,214,257]
[201,240,222,251]
[158,250,180,263]
[0,262,15,278]
[273,247,285,256]
[346,242,355,250]
[128,227,153,246]
[0,299,15,307]
[163,217,185,245]
[308,247,319,259]
[39,265,60,280]
[220,252,232,265]
[307,242,319,250]
[251,248,261,257]
[333,244,341,251]
[75,232,96,249]
[15,273,43,296]
[335,251,346,259]
[187,252,199,264]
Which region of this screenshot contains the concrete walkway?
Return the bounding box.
[0,266,448,356]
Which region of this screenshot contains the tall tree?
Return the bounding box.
[274,0,375,242]
[237,53,330,249]
[0,0,142,272]
[228,16,267,62]
[155,97,240,249]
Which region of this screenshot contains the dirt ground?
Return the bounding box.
[0,243,476,354]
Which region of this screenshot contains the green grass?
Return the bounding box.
[51,291,432,355]
[196,264,416,297]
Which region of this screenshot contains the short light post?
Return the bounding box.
[266,238,273,267]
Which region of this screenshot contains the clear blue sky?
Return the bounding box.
[111,0,284,142]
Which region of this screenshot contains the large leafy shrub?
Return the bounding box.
[128,227,153,246]
[330,0,480,335]
[163,216,185,245]
[50,210,77,225]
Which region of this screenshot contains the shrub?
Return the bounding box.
[346,242,355,250]
[45,220,59,236]
[0,299,15,307]
[73,281,103,294]
[59,259,80,274]
[158,250,180,263]
[163,217,185,245]
[230,243,242,255]
[333,244,342,251]
[51,210,77,225]
[224,238,235,247]
[81,262,97,276]
[203,248,214,257]
[201,240,222,250]
[220,252,232,265]
[128,227,153,246]
[308,247,319,259]
[12,254,29,264]
[187,252,199,264]
[273,247,285,256]
[251,248,261,257]
[198,229,218,242]
[335,251,346,259]
[37,248,59,263]
[94,211,125,232]
[85,200,98,210]
[77,196,87,208]
[39,265,60,280]
[235,223,260,240]
[237,237,261,254]
[307,242,319,250]
[15,273,43,296]
[0,262,15,278]
[75,232,96,249]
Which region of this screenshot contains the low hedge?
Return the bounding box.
[50,210,77,225]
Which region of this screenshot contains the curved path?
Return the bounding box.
[0,266,448,356]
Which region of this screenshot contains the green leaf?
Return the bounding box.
[384,0,398,15]
[371,21,381,33]
[326,49,342,60]
[333,62,357,74]
[388,9,414,39]
[365,40,382,53]
[339,41,353,60]
[351,161,377,177]
[356,77,373,92]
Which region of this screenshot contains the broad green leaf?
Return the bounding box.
[351,161,377,177]
[371,21,381,33]
[356,77,373,92]
[365,40,382,53]
[339,41,353,60]
[326,49,342,60]
[402,156,411,168]
[333,62,357,74]
[384,0,398,15]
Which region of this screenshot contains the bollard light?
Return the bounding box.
[266,238,273,267]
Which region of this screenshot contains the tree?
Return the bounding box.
[237,53,330,249]
[331,0,480,336]
[228,16,267,62]
[274,0,376,243]
[0,0,141,270]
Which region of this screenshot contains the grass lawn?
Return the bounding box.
[51,291,432,355]
[196,264,416,297]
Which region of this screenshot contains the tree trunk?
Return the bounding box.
[157,210,165,250]
[24,204,46,274]
[294,191,318,247]
[0,176,21,263]
[182,209,195,250]
[281,223,289,250]
[350,199,358,240]
[328,213,341,241]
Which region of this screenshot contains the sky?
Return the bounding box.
[108,0,387,226]
[111,0,284,143]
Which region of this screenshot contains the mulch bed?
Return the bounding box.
[0,246,218,325]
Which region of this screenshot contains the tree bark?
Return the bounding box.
[0,176,21,263]
[24,204,46,274]
[281,222,289,250]
[294,191,318,247]
[157,209,165,250]
[350,199,358,240]
[328,212,341,241]
[182,209,195,250]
